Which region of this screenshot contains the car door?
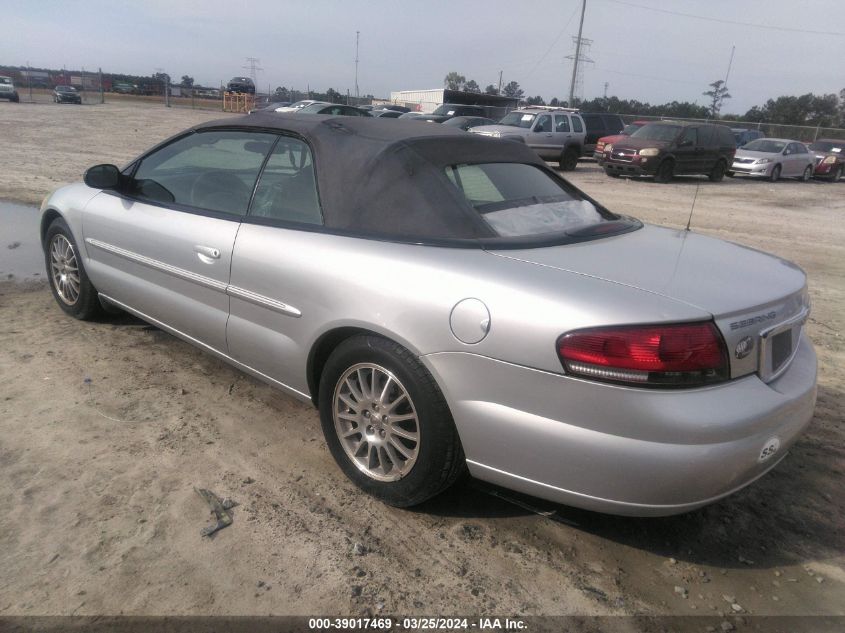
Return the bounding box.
[227,136,325,395]
[526,114,555,157]
[785,142,806,176]
[674,126,700,174]
[553,114,572,153]
[82,129,277,353]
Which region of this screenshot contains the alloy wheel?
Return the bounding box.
[332,363,420,482]
[50,234,80,305]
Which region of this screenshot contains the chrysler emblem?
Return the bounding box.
[735,336,755,359]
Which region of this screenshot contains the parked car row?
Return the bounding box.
[243,98,844,183]
[595,120,842,183]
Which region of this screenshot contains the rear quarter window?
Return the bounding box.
[444,163,608,237]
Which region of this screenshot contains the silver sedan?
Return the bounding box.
[40,115,817,516]
[728,137,815,181]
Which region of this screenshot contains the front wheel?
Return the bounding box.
[828,165,843,183]
[654,160,674,183]
[801,165,813,182]
[769,164,781,182]
[318,334,465,507]
[44,217,103,320]
[559,147,579,171]
[605,168,620,178]
[725,171,735,177]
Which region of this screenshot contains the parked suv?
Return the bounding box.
[470,107,586,170]
[226,77,255,94]
[581,113,624,155]
[731,128,764,147]
[600,121,736,182]
[0,76,20,102]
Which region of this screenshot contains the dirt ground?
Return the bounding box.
[0,101,843,625]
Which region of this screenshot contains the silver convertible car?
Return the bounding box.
[40,115,817,516]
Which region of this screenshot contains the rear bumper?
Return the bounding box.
[422,334,817,516]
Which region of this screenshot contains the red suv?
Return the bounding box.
[594,120,649,159]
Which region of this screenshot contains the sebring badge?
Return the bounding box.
[735,336,755,359]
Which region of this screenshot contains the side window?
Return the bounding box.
[250,137,323,225]
[680,127,698,145]
[554,115,570,132]
[791,143,808,154]
[534,114,552,133]
[582,114,601,131]
[601,115,623,134]
[697,126,714,146]
[131,130,276,216]
[571,116,583,133]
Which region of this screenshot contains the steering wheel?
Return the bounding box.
[190,171,250,212]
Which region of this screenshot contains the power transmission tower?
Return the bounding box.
[565,36,593,106]
[354,31,360,100]
[243,57,263,86]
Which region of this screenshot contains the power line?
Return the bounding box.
[524,3,581,78]
[603,0,845,36]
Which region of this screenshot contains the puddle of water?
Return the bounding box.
[0,201,44,281]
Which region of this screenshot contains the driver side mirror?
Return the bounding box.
[84,164,121,190]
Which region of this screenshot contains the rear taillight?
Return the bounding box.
[557,322,729,387]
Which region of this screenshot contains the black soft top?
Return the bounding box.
[193,113,552,241]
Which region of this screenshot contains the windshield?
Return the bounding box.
[445,163,610,237]
[630,124,681,142]
[57,86,76,92]
[809,141,843,153]
[433,104,457,115]
[743,139,786,153]
[497,112,536,128]
[621,123,643,136]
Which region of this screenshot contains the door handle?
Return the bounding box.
[194,245,221,263]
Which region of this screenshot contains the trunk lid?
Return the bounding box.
[488,224,809,380]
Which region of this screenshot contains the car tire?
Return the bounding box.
[708,160,727,182]
[318,334,465,507]
[44,217,103,320]
[605,168,620,178]
[559,148,579,171]
[828,165,843,183]
[801,165,813,182]
[769,164,781,182]
[12,94,20,103]
[654,159,674,183]
[725,171,735,177]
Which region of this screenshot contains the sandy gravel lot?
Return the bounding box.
[0,100,843,626]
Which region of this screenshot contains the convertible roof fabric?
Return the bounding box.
[194,113,549,240]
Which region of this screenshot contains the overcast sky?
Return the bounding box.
[3,0,844,113]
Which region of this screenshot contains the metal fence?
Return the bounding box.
[618,114,845,143]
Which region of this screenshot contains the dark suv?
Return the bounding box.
[600,121,736,183]
[581,113,625,155]
[226,77,255,94]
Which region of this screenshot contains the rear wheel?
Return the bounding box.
[801,165,813,182]
[44,218,102,320]
[654,159,674,183]
[559,147,579,171]
[708,160,727,182]
[769,164,781,182]
[605,168,620,178]
[318,334,465,507]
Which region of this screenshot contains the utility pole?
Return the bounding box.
[568,0,587,107]
[603,81,608,100]
[497,70,503,95]
[26,61,32,102]
[354,30,360,100]
[99,67,104,104]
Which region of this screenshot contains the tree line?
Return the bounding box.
[444,70,845,128]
